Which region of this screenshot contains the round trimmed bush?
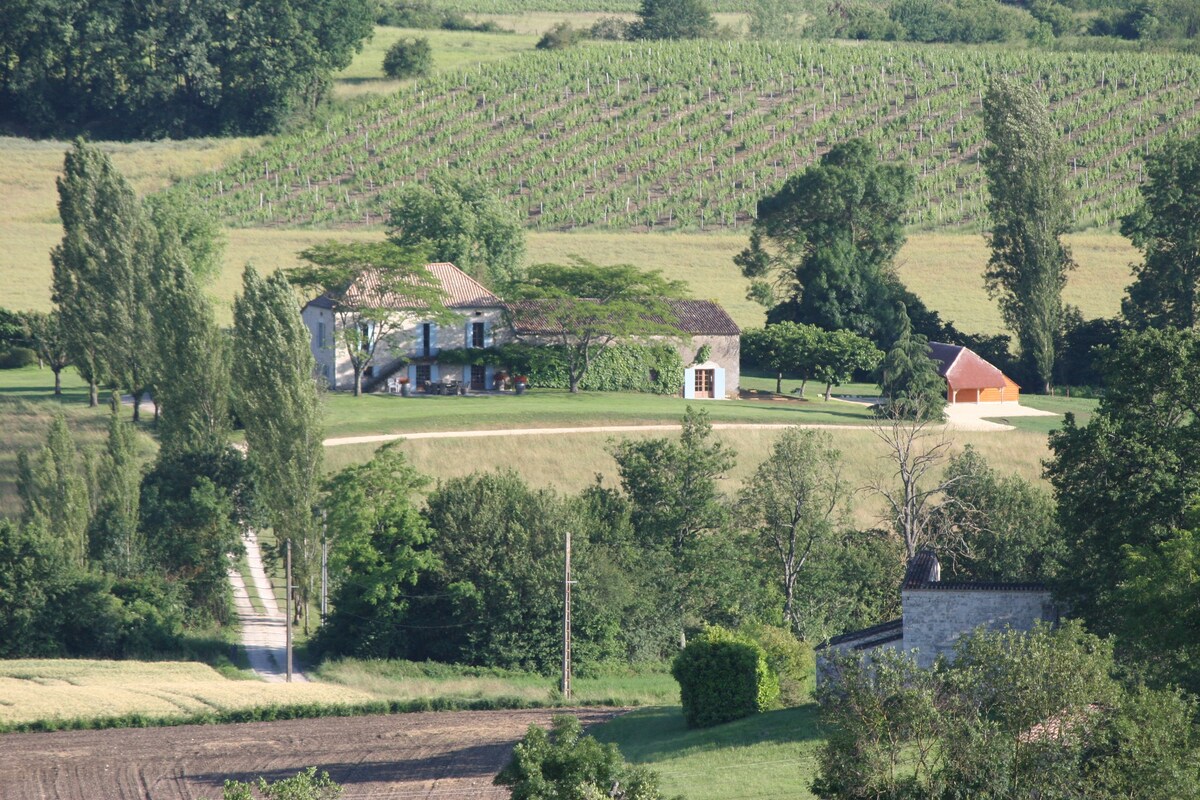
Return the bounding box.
[383,37,432,79]
[0,346,36,369]
[672,626,779,728]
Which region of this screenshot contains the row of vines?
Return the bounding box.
[173,40,1200,232]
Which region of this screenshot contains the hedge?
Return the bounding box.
[672,626,779,728]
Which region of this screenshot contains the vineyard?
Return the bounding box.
[174,41,1200,232]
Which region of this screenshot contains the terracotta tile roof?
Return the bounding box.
[508,298,739,336]
[928,342,1011,391]
[307,262,502,311]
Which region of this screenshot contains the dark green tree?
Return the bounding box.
[632,0,716,39]
[496,716,670,800]
[1046,326,1200,692]
[1121,134,1200,330]
[221,767,342,800]
[738,428,844,638]
[612,407,741,647]
[313,444,438,659]
[231,265,324,630]
[387,174,526,289]
[0,519,66,657]
[511,261,687,394]
[981,77,1075,393]
[736,139,916,346]
[876,303,946,420]
[0,0,373,138]
[382,37,433,78]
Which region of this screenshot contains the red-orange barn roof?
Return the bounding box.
[928,342,1016,391]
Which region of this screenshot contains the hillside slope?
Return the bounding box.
[175,41,1200,233]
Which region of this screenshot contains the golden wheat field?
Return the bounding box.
[0,660,376,725]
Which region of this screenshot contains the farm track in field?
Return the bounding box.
[0,709,621,800]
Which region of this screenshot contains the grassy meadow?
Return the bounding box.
[594,705,823,800]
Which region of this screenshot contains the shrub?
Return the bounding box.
[0,346,36,369]
[536,22,584,50]
[495,715,670,800]
[738,622,815,706]
[672,625,779,728]
[383,38,433,79]
[589,16,631,40]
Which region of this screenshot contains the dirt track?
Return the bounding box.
[0,709,620,799]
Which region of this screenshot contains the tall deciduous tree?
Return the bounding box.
[738,428,844,637]
[232,266,324,630]
[736,139,916,346]
[387,175,525,289]
[813,329,882,401]
[21,311,71,396]
[88,403,144,576]
[511,261,686,394]
[1121,134,1200,330]
[17,413,90,568]
[981,77,1075,392]
[290,241,449,397]
[632,0,717,38]
[150,231,231,456]
[612,407,739,647]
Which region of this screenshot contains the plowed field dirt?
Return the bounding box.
[0,708,621,799]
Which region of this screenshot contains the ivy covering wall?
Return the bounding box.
[434,343,684,394]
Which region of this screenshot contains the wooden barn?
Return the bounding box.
[928,342,1021,404]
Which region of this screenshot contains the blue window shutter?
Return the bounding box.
[430,363,439,383]
[408,364,416,385]
[714,368,726,399]
[484,320,491,348]
[683,367,696,399]
[430,323,438,355]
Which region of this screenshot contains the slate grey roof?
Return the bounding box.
[508,298,739,336]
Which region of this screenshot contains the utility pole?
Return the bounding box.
[320,513,328,622]
[286,538,293,684]
[562,529,573,701]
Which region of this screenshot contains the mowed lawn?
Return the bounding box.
[594,705,823,800]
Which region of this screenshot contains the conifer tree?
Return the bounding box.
[231,266,324,631]
[877,303,946,420]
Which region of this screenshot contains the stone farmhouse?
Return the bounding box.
[817,549,1058,676]
[929,341,1022,405]
[301,262,741,398]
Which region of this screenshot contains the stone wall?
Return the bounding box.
[901,588,1056,668]
[679,334,740,396]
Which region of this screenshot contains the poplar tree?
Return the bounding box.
[231,266,324,631]
[51,140,154,416]
[21,311,71,396]
[981,78,1075,393]
[151,232,231,456]
[89,403,144,576]
[17,413,90,568]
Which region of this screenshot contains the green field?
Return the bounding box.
[595,705,822,800]
[173,41,1200,232]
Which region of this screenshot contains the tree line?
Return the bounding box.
[0,0,374,139]
[0,141,325,657]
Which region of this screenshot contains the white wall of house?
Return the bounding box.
[901,588,1057,668]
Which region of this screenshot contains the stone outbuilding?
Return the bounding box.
[817,550,1058,676]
